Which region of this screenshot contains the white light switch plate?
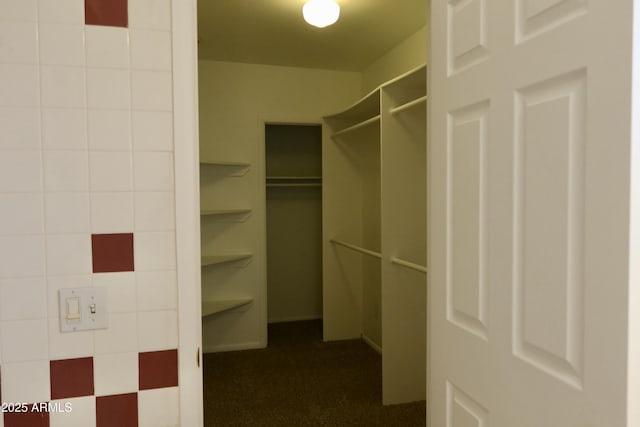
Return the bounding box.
[59,287,108,332]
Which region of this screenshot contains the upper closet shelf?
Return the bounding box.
[200,160,250,176]
[201,254,252,267]
[390,95,427,115]
[266,176,322,188]
[201,209,252,215]
[331,115,381,139]
[202,298,253,317]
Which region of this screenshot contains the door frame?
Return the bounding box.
[172,1,204,426]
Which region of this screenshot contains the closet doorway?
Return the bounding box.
[265,124,323,326]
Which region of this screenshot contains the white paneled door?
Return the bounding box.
[429,0,637,426]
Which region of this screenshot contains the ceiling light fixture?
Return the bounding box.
[303,0,340,28]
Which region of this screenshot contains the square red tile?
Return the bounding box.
[50,357,94,399]
[92,233,134,273]
[85,0,128,27]
[96,393,137,427]
[139,349,178,390]
[4,404,50,427]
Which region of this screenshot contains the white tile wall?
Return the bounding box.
[133,152,174,191]
[44,150,89,192]
[45,192,91,233]
[89,151,133,192]
[0,277,47,321]
[132,111,173,151]
[0,235,45,278]
[0,193,44,235]
[85,26,130,69]
[50,396,97,427]
[131,70,172,111]
[94,312,138,354]
[0,0,37,21]
[136,270,177,311]
[0,64,39,106]
[130,30,171,71]
[137,310,177,352]
[90,192,134,233]
[38,0,84,24]
[93,352,138,396]
[42,108,87,150]
[48,321,94,360]
[41,65,86,108]
[129,0,172,30]
[39,23,85,66]
[1,318,48,362]
[138,387,180,427]
[87,68,130,109]
[134,191,175,231]
[92,272,137,313]
[88,109,131,150]
[0,21,38,63]
[0,360,50,402]
[0,150,42,192]
[0,107,40,149]
[45,234,92,276]
[0,2,178,423]
[134,231,176,271]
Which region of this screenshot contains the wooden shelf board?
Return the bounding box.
[266,176,322,180]
[201,254,252,267]
[390,95,427,115]
[202,298,253,317]
[331,115,381,139]
[200,209,251,216]
[200,161,250,167]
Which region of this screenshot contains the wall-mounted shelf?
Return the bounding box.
[201,209,252,216]
[331,115,381,139]
[266,176,322,188]
[390,95,427,115]
[200,160,250,177]
[201,254,252,267]
[202,298,253,317]
[201,209,252,222]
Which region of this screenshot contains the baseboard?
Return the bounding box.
[202,341,265,354]
[268,315,322,324]
[361,334,382,354]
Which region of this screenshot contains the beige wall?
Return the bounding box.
[361,26,428,94]
[198,60,361,351]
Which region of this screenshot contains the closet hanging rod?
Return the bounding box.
[390,95,428,115]
[330,238,382,259]
[331,115,381,139]
[390,256,427,274]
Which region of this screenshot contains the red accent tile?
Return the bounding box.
[92,233,134,273]
[96,393,138,427]
[50,357,94,399]
[4,404,50,427]
[85,0,128,27]
[139,349,178,390]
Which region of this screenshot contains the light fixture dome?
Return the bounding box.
[303,0,340,28]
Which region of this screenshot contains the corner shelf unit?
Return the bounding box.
[202,298,253,317]
[200,158,254,333]
[201,254,252,267]
[323,64,427,405]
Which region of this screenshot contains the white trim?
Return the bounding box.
[361,333,383,354]
[172,1,203,426]
[203,341,264,354]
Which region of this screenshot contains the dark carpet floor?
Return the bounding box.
[203,319,426,426]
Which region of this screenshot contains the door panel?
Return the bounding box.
[429,1,635,426]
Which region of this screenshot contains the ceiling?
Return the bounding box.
[197,0,426,71]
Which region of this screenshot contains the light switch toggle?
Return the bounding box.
[66,297,81,321]
[58,287,108,333]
